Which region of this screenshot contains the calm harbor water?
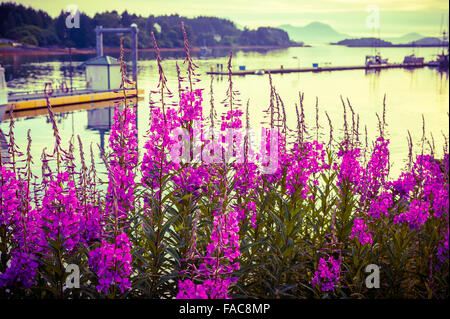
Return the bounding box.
[1,45,449,178]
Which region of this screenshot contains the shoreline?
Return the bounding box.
[0,44,304,56]
[330,43,448,48]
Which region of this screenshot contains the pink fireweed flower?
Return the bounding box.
[391,154,448,230]
[178,206,241,299]
[368,192,393,219]
[350,218,373,245]
[176,278,233,299]
[39,172,82,252]
[207,208,241,263]
[393,155,448,219]
[0,167,20,226]
[142,107,181,192]
[172,165,209,195]
[0,168,42,288]
[0,251,39,289]
[392,172,416,198]
[416,155,449,219]
[394,199,430,230]
[233,161,260,194]
[361,136,390,202]
[312,256,341,293]
[105,103,138,227]
[335,144,363,191]
[180,89,203,123]
[88,232,133,294]
[176,279,208,299]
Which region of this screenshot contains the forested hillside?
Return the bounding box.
[0,2,297,48]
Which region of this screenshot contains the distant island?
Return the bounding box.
[0,2,301,51]
[332,37,448,47]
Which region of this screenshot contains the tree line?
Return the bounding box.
[0,2,297,48]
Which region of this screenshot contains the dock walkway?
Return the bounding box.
[7,88,143,111]
[207,63,436,76]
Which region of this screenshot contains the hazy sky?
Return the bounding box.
[4,0,449,36]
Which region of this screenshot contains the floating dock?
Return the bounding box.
[6,88,143,112]
[2,96,143,121]
[207,63,438,76]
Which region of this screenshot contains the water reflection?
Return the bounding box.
[0,129,9,163]
[1,97,142,179]
[0,46,448,178]
[86,107,114,151]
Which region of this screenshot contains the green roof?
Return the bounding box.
[84,56,121,66]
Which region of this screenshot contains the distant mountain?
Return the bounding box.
[387,32,424,44]
[409,37,446,45]
[278,22,347,44]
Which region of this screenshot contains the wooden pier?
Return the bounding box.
[207,63,437,76]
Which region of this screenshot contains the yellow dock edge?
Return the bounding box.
[7,89,144,111]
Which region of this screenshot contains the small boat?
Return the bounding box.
[254,69,265,75]
[403,54,424,65]
[365,55,389,66]
[429,48,449,69]
[429,52,450,69]
[429,25,449,69]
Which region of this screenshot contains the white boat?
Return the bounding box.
[365,55,389,66]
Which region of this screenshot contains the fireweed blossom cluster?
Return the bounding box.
[88,233,132,294]
[142,107,181,193]
[393,154,449,230]
[361,136,390,203]
[104,103,138,227]
[350,217,373,245]
[0,168,40,288]
[88,102,137,294]
[0,26,448,299]
[177,91,243,299]
[334,143,364,191]
[40,172,82,252]
[177,205,241,299]
[312,256,341,292]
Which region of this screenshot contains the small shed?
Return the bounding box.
[84,56,122,91]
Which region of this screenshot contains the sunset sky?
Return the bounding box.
[3,0,449,36]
